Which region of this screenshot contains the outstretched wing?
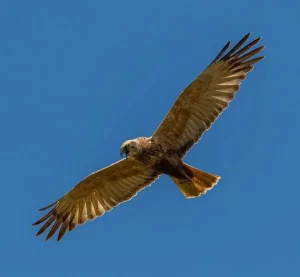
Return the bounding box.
[152,33,265,157]
[33,158,160,241]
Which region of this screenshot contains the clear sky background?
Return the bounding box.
[1,0,299,276]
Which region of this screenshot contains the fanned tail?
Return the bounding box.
[171,163,220,198]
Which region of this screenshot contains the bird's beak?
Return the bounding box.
[120,150,128,159]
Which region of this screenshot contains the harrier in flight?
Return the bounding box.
[33,33,265,241]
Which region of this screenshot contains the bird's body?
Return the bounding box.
[33,33,265,241]
[121,137,187,180]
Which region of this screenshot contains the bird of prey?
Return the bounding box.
[33,33,265,241]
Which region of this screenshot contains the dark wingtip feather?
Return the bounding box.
[57,219,69,242]
[240,32,251,44]
[235,46,265,64]
[249,56,265,64]
[222,33,251,60]
[36,229,44,237]
[46,220,62,241]
[209,33,265,68]
[57,233,64,242]
[32,209,54,226]
[210,40,231,65]
[38,201,58,211]
[36,229,45,236]
[231,37,262,59]
[35,215,56,237]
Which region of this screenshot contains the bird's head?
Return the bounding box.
[120,139,140,159]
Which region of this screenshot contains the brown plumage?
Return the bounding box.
[33,33,265,241]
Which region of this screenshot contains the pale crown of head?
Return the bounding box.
[120,139,140,158]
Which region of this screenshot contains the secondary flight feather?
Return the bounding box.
[33,33,265,241]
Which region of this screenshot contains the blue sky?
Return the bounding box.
[1,0,299,276]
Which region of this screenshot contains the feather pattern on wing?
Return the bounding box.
[33,159,160,241]
[152,33,265,157]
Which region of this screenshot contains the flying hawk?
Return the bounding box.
[33,33,265,241]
